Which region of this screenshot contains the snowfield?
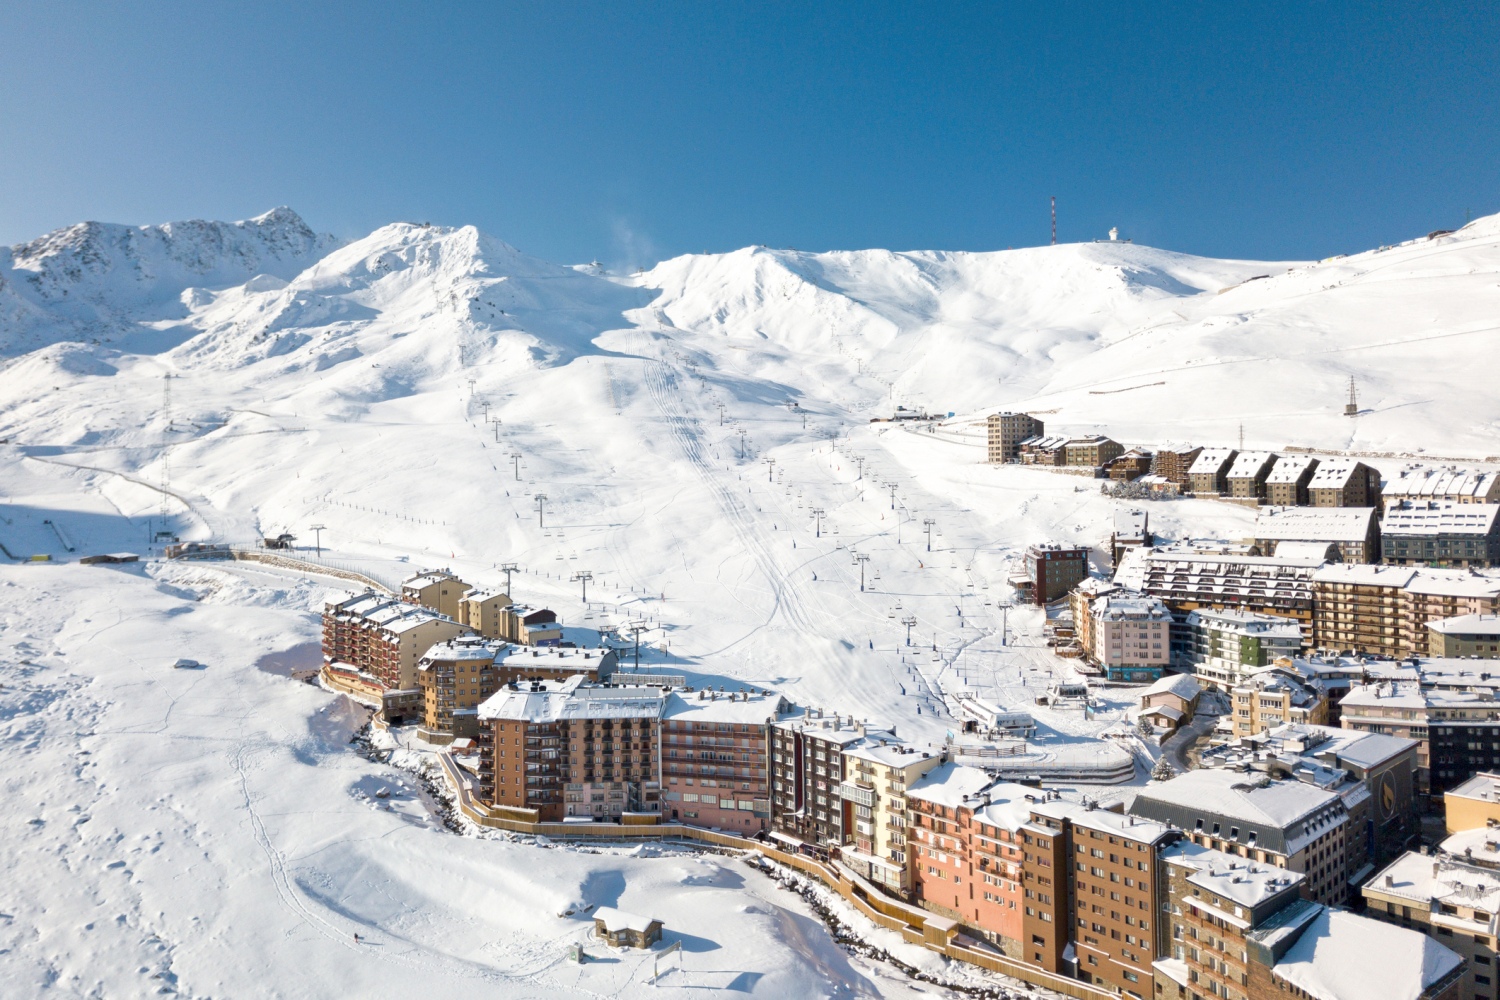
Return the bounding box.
[0,205,1497,996]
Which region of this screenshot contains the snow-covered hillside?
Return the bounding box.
[0,205,1497,997]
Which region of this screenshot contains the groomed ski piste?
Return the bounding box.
[0,206,1497,997]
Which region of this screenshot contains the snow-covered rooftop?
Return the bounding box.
[1226,451,1275,480]
[1384,502,1500,536]
[1130,769,1346,856]
[1265,454,1317,484]
[1141,672,1200,702]
[1251,505,1376,542]
[1428,613,1500,637]
[1188,447,1236,475]
[478,678,664,723]
[1163,841,1304,908]
[905,762,996,810]
[661,688,789,724]
[1270,906,1463,1000]
[593,906,660,934]
[1305,458,1366,490]
[1386,464,1500,502]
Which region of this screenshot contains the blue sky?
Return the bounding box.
[1,3,1496,266]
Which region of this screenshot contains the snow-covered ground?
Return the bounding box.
[1,205,1498,996]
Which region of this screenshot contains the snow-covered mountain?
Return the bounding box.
[1,206,1497,997]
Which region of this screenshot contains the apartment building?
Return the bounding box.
[659,688,788,833]
[1069,577,1121,655]
[321,592,469,720]
[1159,842,1306,1000]
[1199,723,1420,881]
[1265,454,1320,507]
[401,569,473,619]
[1310,564,1500,657]
[503,604,563,646]
[1407,575,1500,653]
[1019,544,1089,606]
[1446,773,1500,835]
[1341,681,1500,798]
[906,764,1028,942]
[1307,458,1383,508]
[1112,509,1152,568]
[1027,797,1177,996]
[1384,503,1500,567]
[1176,608,1304,691]
[1251,505,1381,564]
[841,741,944,893]
[456,587,512,638]
[1152,444,1204,488]
[1226,451,1278,503]
[1310,563,1415,656]
[1140,549,1322,626]
[1065,435,1125,470]
[1091,595,1172,682]
[1364,852,1497,1000]
[1187,448,1238,495]
[478,676,663,821]
[986,412,1045,464]
[1158,846,1463,1000]
[1130,769,1351,906]
[1229,667,1329,737]
[1431,616,1500,659]
[416,635,507,743]
[1108,450,1154,482]
[770,713,895,852]
[1019,434,1069,466]
[494,644,616,685]
[1385,465,1500,510]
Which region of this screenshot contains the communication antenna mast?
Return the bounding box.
[1345,377,1359,417]
[1238,423,1244,450]
[1051,196,1057,246]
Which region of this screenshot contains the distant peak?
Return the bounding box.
[245,206,310,230]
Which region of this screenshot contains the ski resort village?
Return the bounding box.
[5,204,1500,1000]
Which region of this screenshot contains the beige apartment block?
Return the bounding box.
[840,740,944,893]
[457,588,513,638]
[1229,667,1329,737]
[401,569,473,619]
[1445,773,1500,835]
[986,412,1044,464]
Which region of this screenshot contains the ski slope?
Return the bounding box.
[0,205,1497,997]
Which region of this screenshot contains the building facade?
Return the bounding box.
[1187,448,1238,495]
[1226,451,1279,503]
[1229,667,1329,737]
[401,569,473,619]
[1265,454,1320,507]
[1307,458,1383,508]
[1065,435,1125,470]
[1383,503,1500,568]
[1091,595,1173,681]
[478,677,664,822]
[416,635,507,743]
[987,412,1045,464]
[1020,545,1090,606]
[659,688,787,833]
[1252,505,1381,564]
[1130,769,1352,906]
[1430,615,1500,659]
[1152,444,1204,488]
[841,741,944,893]
[1176,608,1305,691]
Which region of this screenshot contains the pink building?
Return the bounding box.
[1090,594,1172,682]
[660,688,790,832]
